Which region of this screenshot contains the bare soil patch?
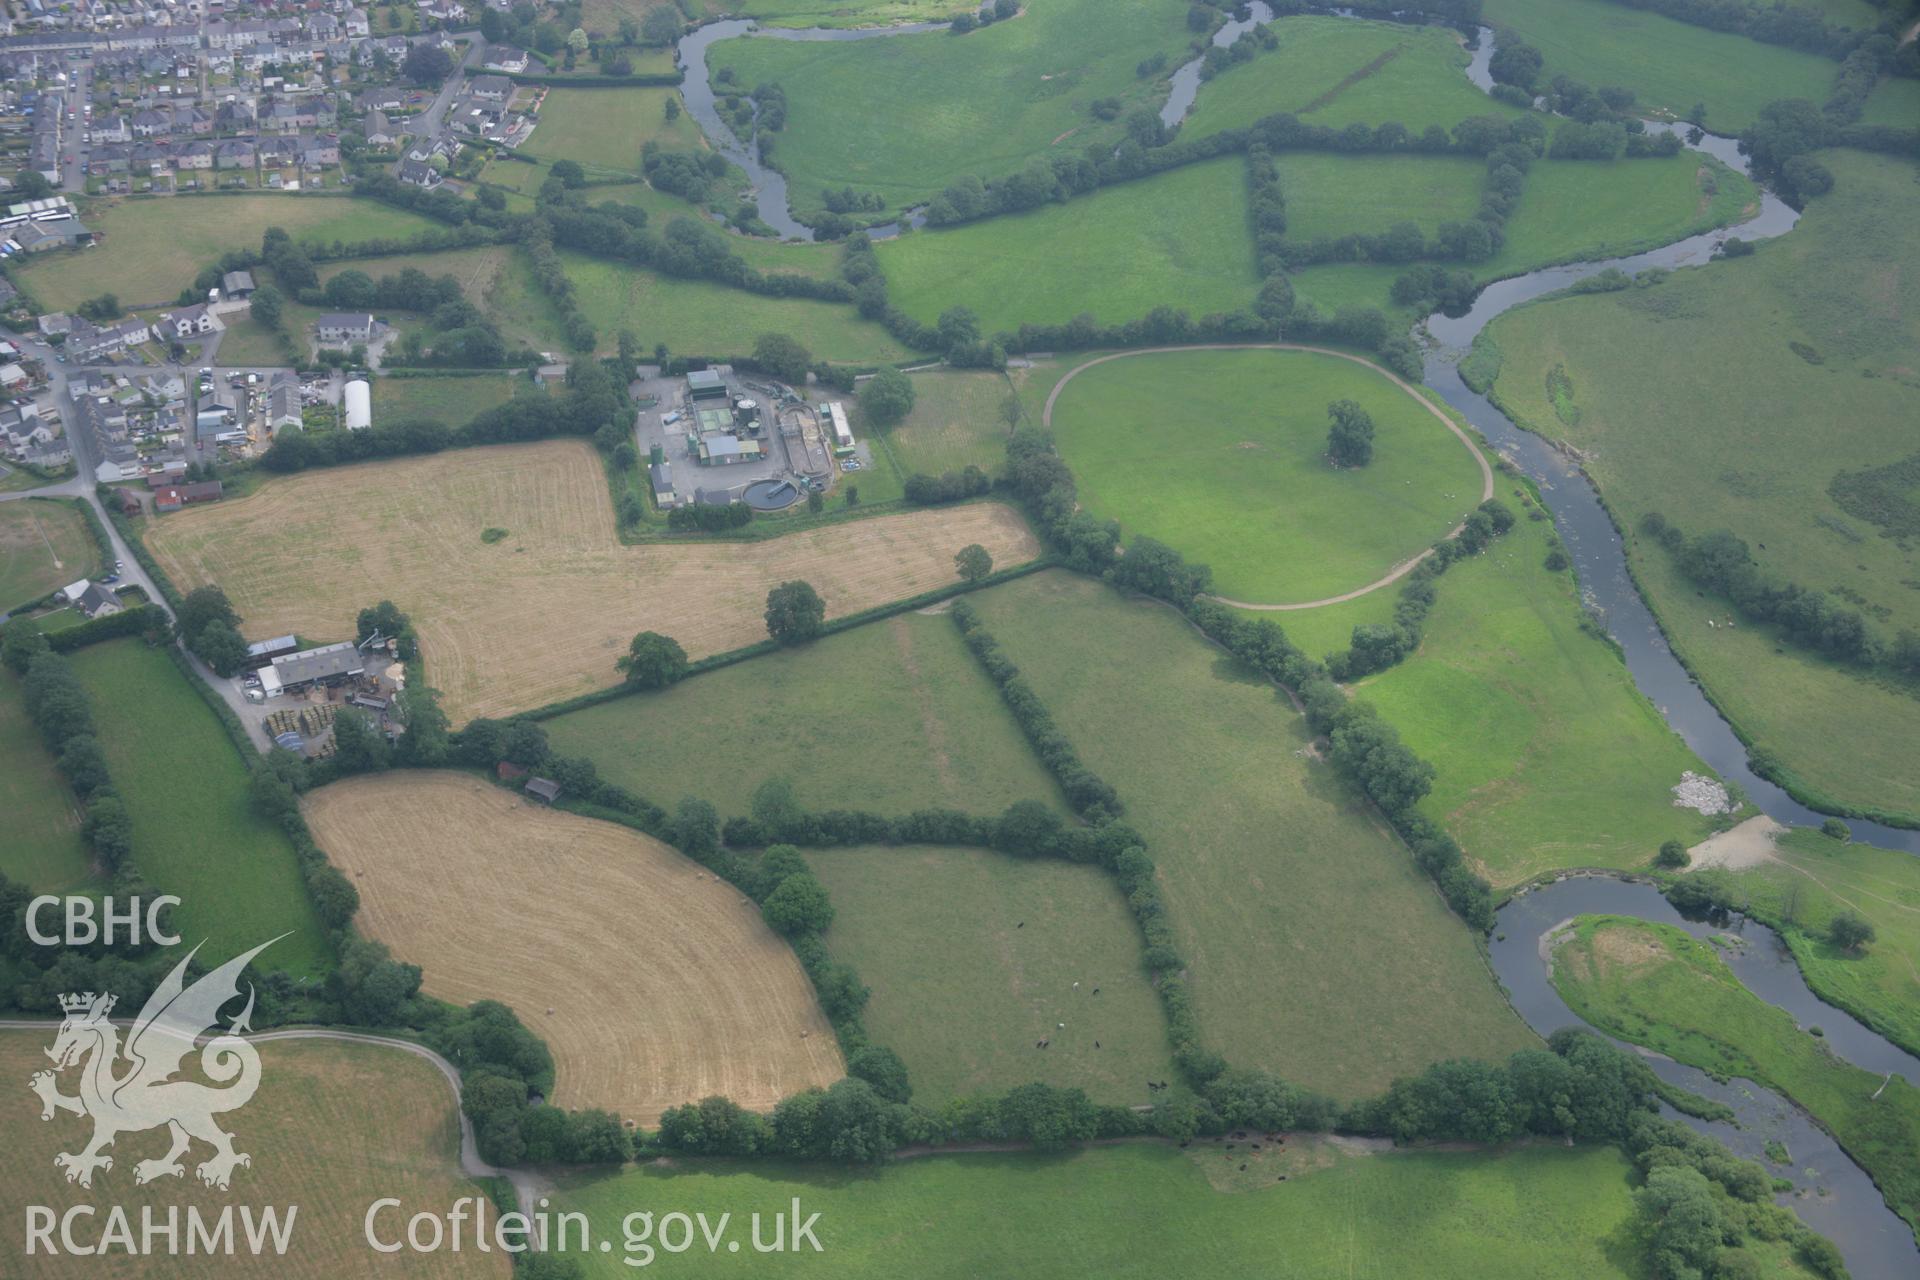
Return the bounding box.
[1687,815,1785,871]
[304,772,843,1124]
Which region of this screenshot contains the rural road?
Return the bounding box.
[0,1019,544,1220]
[1038,343,1496,612]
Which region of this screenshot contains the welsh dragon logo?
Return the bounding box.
[29,937,280,1190]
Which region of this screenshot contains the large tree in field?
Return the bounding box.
[954,544,992,583]
[1326,399,1375,468]
[753,333,812,383]
[858,366,915,426]
[764,580,825,646]
[617,631,689,687]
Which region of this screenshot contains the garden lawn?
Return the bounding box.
[1277,152,1486,242]
[371,374,521,424]
[968,571,1536,1097]
[553,1141,1660,1278]
[1481,149,1920,822]
[806,844,1175,1105]
[66,640,330,975]
[1185,16,1523,139]
[0,498,97,611]
[1696,827,1920,1061]
[1045,347,1487,603]
[14,195,439,311]
[875,156,1260,333]
[1481,0,1839,130]
[705,0,1194,216]
[546,610,1063,817]
[1352,493,1718,886]
[524,86,703,174]
[0,672,95,892]
[862,368,1017,478]
[1552,914,1920,1236]
[210,312,301,366]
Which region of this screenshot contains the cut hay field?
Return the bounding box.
[142,440,1041,722]
[705,0,1193,216]
[874,157,1259,334]
[523,85,702,173]
[305,772,843,1124]
[371,374,522,425]
[1551,914,1920,1236]
[0,498,97,611]
[0,1031,509,1279]
[552,1141,1659,1278]
[1481,0,1837,129]
[67,640,331,976]
[548,609,1061,817]
[807,844,1175,1105]
[862,368,1016,478]
[1350,491,1718,886]
[1042,347,1489,604]
[0,672,94,893]
[1480,149,1920,822]
[1276,152,1487,243]
[14,196,439,311]
[1185,16,1523,139]
[969,571,1536,1097]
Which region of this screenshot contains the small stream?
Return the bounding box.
[1495,877,1920,1279]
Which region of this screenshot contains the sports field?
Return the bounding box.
[1482,150,1920,821]
[0,671,94,892]
[1275,152,1487,243]
[968,571,1536,1097]
[523,86,702,174]
[1552,914,1920,1236]
[1184,16,1523,139]
[873,157,1259,333]
[807,844,1176,1104]
[371,374,522,425]
[0,1030,509,1279]
[547,610,1061,816]
[1351,497,1718,886]
[552,1141,1658,1278]
[866,368,1017,478]
[305,772,843,1124]
[1042,347,1489,604]
[67,640,331,976]
[0,498,96,611]
[142,440,1041,722]
[14,195,439,311]
[705,0,1192,215]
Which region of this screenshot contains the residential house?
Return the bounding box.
[364,108,394,147]
[482,45,527,73]
[130,106,168,137]
[315,312,374,344]
[397,155,440,188]
[157,302,221,339]
[468,74,510,104]
[174,139,213,170]
[214,138,255,168]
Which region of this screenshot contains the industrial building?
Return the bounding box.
[258,640,364,697]
[344,379,371,431]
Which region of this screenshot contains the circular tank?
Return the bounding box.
[743,479,802,511]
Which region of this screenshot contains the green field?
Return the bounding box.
[0,671,95,892]
[372,373,523,424]
[524,85,704,174]
[863,368,1017,477]
[741,0,974,26]
[1351,492,1719,886]
[318,244,569,355]
[1692,827,1920,1060]
[0,498,97,611]
[1860,75,1920,130]
[1481,0,1838,129]
[1043,348,1487,603]
[1481,149,1920,822]
[705,0,1193,216]
[66,640,331,976]
[1185,16,1523,139]
[875,157,1260,333]
[547,610,1063,817]
[968,571,1536,1097]
[554,1141,1671,1278]
[15,195,439,311]
[807,844,1176,1104]
[1278,151,1488,243]
[1553,914,1920,1236]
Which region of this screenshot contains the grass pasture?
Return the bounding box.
[0,498,96,611]
[0,1032,509,1279]
[705,0,1193,216]
[865,368,1017,478]
[14,196,439,311]
[305,772,843,1124]
[316,245,568,355]
[1185,16,1523,139]
[67,640,330,976]
[968,571,1536,1097]
[371,374,522,425]
[548,610,1060,817]
[143,441,1041,722]
[1552,914,1920,1236]
[1276,152,1487,243]
[1043,347,1489,604]
[874,157,1259,333]
[552,1141,1660,1278]
[523,86,701,174]
[0,672,94,893]
[1481,149,1920,821]
[807,845,1176,1105]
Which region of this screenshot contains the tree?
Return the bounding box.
[954,544,992,583]
[396,686,450,766]
[1326,399,1375,467]
[762,871,834,937]
[641,5,683,44]
[753,333,812,383]
[566,27,590,55]
[193,620,249,677]
[858,366,915,426]
[807,489,825,514]
[1820,817,1851,842]
[1654,839,1688,869]
[401,43,454,86]
[549,159,587,188]
[764,580,825,646]
[250,284,284,330]
[1636,1165,1724,1279]
[178,584,240,640]
[846,1045,911,1103]
[331,707,391,774]
[1,616,48,675]
[664,96,681,122]
[1828,911,1875,953]
[617,631,689,688]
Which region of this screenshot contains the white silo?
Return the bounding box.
[344,379,372,431]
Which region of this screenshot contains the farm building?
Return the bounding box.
[524,776,562,805]
[260,640,364,696]
[244,634,299,670]
[344,379,372,430]
[650,461,678,508]
[153,479,223,512]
